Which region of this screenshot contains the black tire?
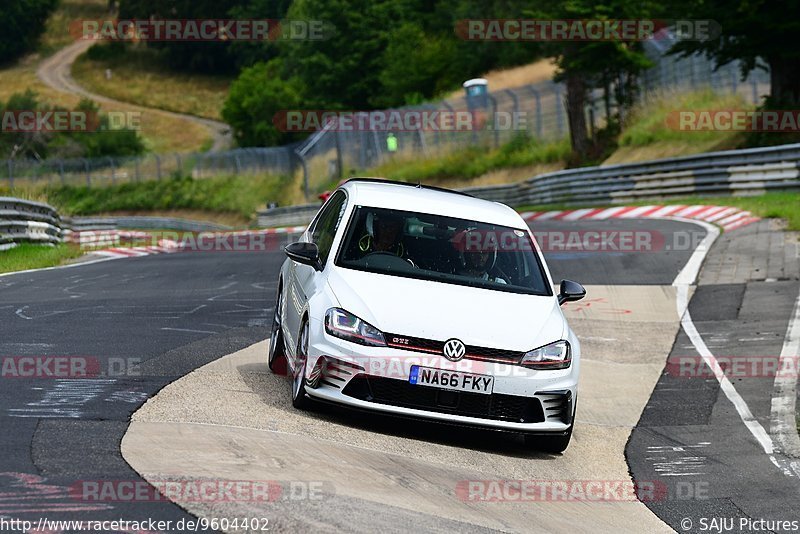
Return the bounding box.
[524,427,572,453]
[291,319,312,410]
[268,285,287,375]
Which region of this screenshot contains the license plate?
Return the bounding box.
[409,365,494,395]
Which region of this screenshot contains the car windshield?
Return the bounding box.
[335,206,552,295]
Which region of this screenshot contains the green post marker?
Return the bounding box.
[386,132,398,153]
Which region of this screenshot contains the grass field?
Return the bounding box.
[72,46,231,121]
[362,137,571,185]
[0,243,83,274]
[0,59,213,154]
[42,173,295,222]
[0,1,215,154]
[605,89,750,164]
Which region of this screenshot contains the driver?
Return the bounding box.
[456,228,507,284]
[358,210,406,258]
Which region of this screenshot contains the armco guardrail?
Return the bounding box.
[65,216,231,233]
[462,143,800,206]
[0,197,62,250]
[257,204,319,228]
[257,143,800,228]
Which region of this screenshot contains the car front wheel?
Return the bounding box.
[291,319,312,410]
[268,285,287,375]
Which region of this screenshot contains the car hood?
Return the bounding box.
[326,267,564,352]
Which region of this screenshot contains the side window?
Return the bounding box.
[311,191,347,266]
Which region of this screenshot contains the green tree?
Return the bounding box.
[0,0,59,65]
[528,0,654,160]
[222,59,304,146]
[279,0,400,109]
[118,0,256,73]
[668,0,800,107]
[377,24,459,106]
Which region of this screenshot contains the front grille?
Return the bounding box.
[342,375,544,423]
[384,333,524,364]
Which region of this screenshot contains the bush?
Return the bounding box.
[45,174,293,219]
[85,41,128,61]
[0,93,145,160]
[222,60,305,147]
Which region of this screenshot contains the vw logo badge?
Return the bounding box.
[443,338,466,362]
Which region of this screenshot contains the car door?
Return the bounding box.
[285,191,348,352]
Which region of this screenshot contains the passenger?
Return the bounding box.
[456,228,507,284]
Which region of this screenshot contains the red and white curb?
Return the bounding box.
[520,205,759,232]
[70,205,757,261]
[76,226,308,259]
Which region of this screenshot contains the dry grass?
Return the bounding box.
[95,209,250,228]
[446,58,558,98]
[72,48,230,121]
[0,59,213,153]
[0,57,76,107]
[433,161,565,189]
[603,139,744,165]
[0,1,215,154]
[604,89,750,164]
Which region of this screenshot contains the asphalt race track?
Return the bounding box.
[0,251,285,532]
[1,217,798,533]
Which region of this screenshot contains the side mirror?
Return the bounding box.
[285,242,322,271]
[558,279,586,306]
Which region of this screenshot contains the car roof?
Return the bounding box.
[338,178,526,229]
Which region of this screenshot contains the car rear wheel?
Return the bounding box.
[291,319,312,410]
[268,286,287,375]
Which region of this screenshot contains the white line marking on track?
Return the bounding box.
[669,217,719,288]
[0,255,120,279]
[769,287,800,474]
[161,327,218,335]
[670,217,790,473]
[676,284,776,458]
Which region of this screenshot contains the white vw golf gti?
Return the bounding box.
[269,179,585,452]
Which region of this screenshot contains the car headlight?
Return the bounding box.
[324,308,386,347]
[520,340,571,369]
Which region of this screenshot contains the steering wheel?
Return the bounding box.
[364,251,417,268]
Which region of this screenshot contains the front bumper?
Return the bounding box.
[303,317,578,433]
